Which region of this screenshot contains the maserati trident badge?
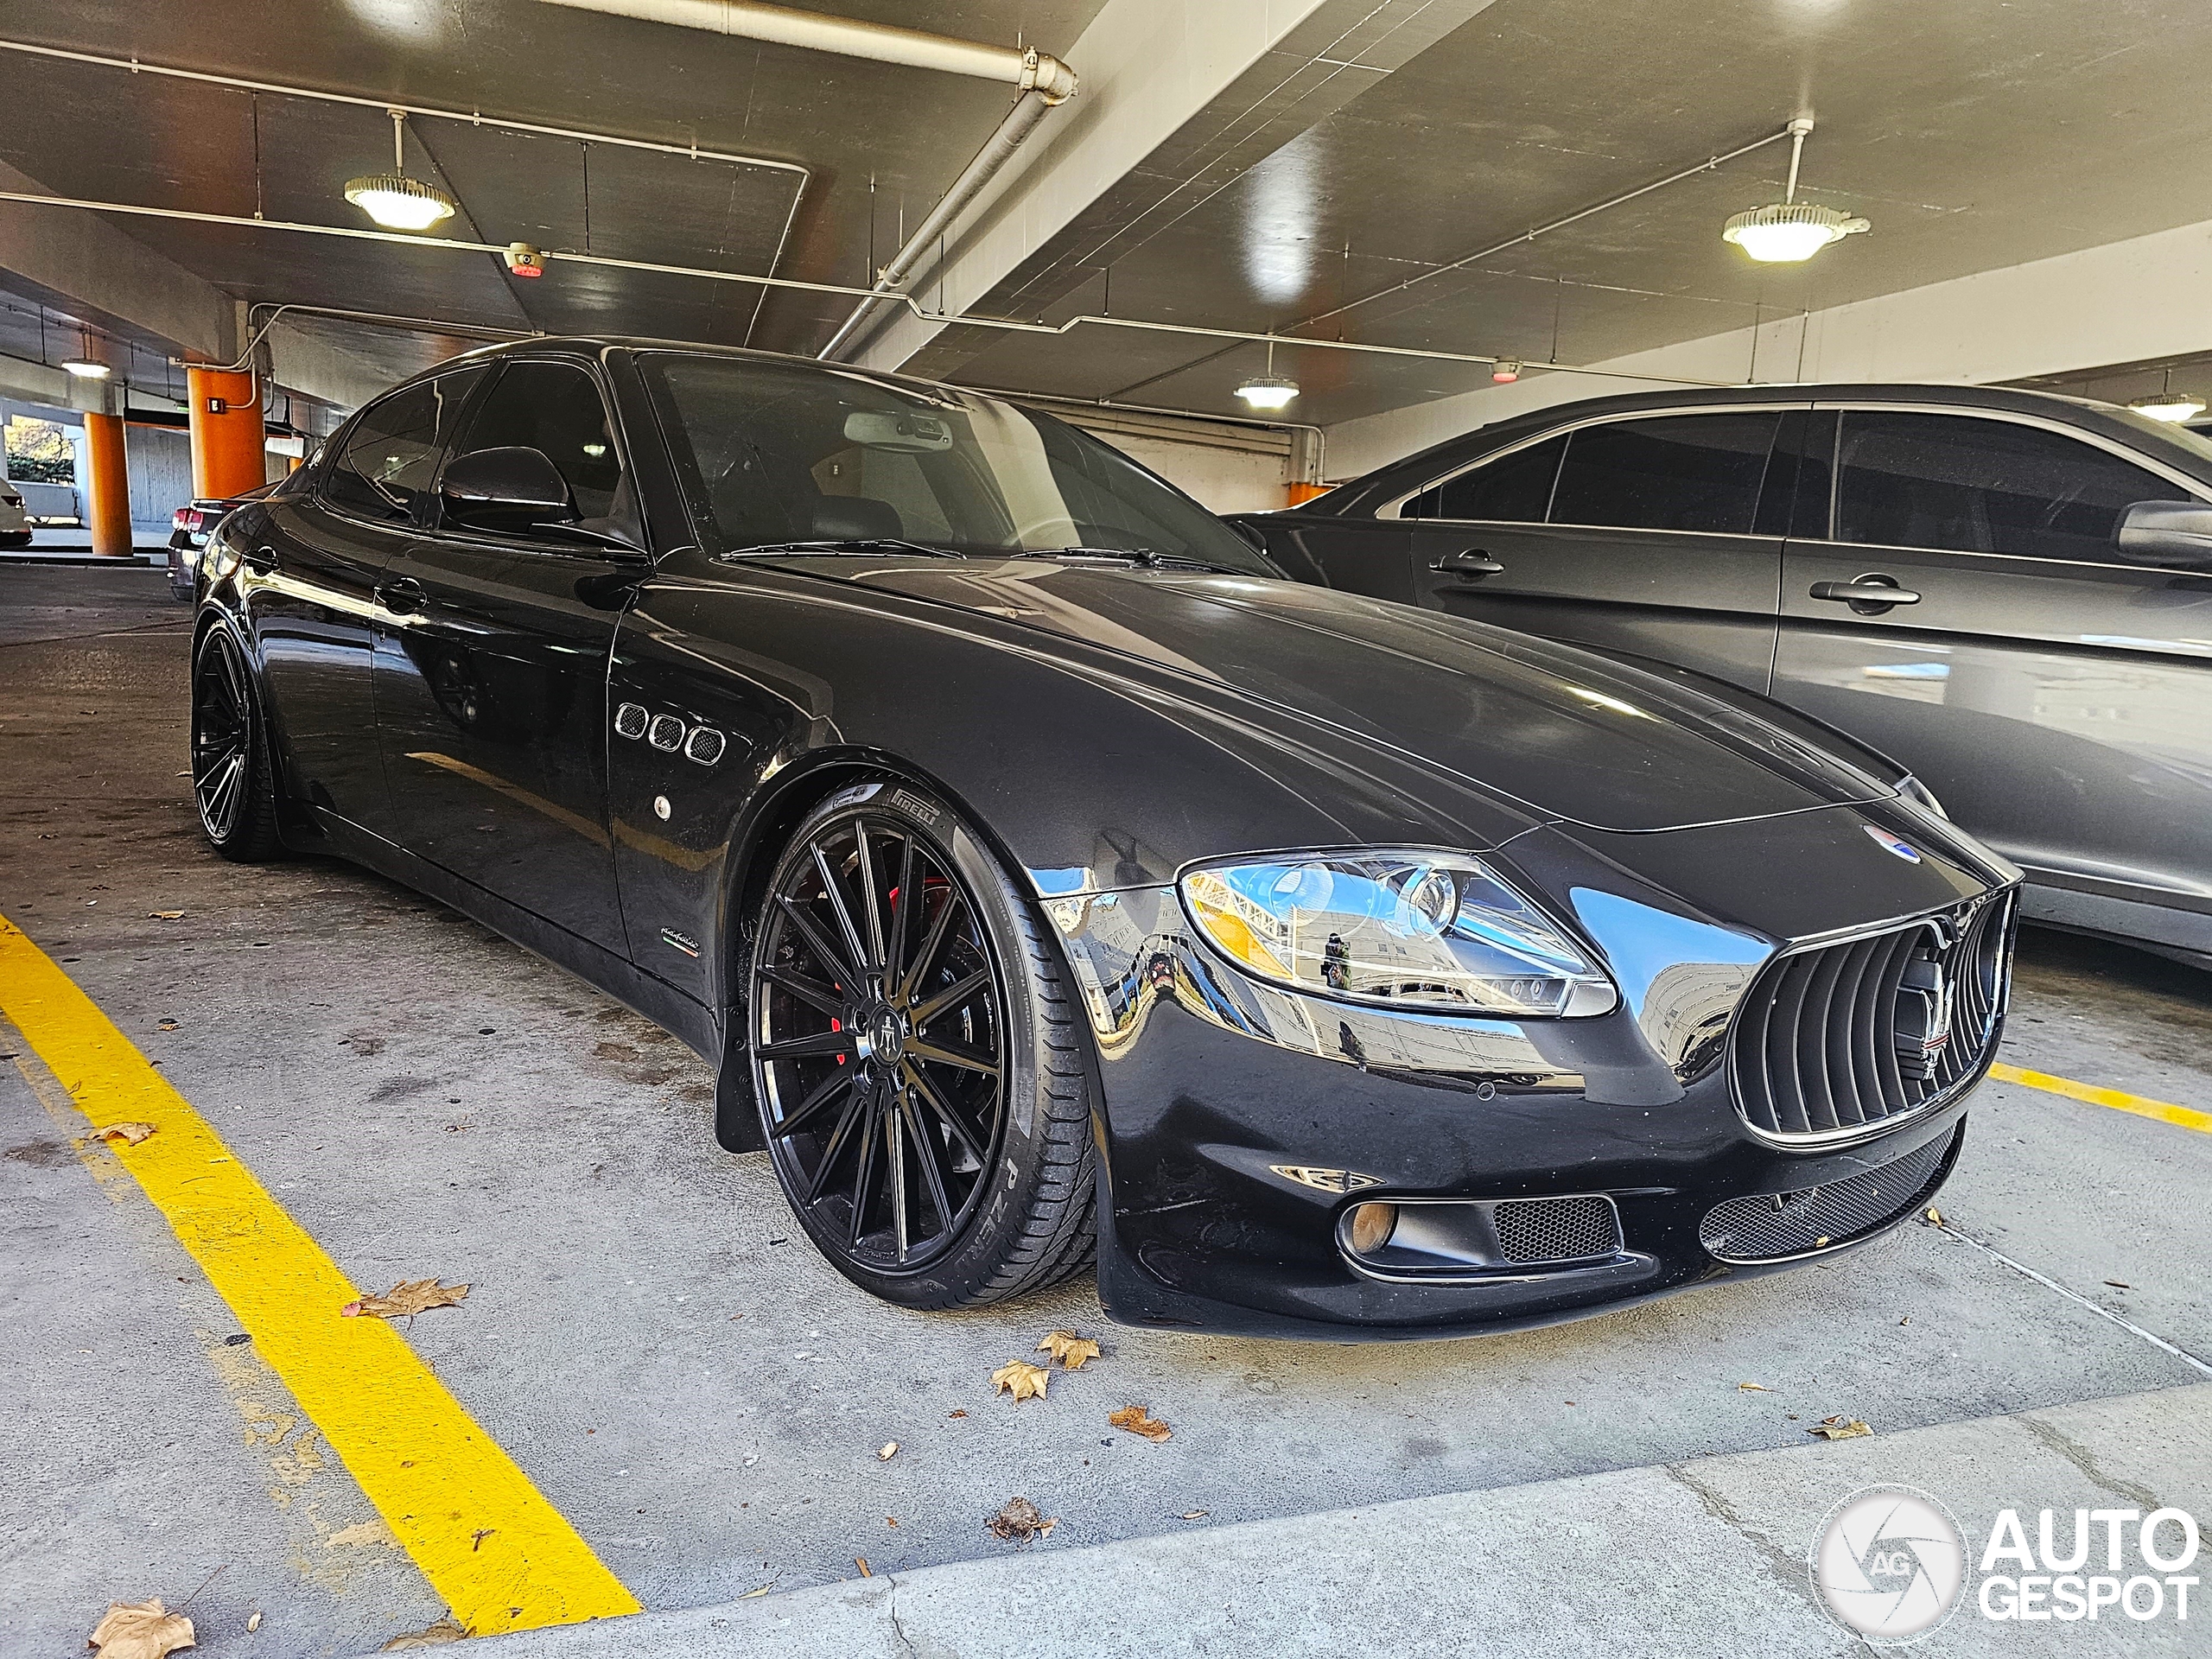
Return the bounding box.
[1865,825,1923,863]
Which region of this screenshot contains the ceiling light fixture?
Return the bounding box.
[61,355,111,378]
[2130,391,2206,423]
[345,108,456,231]
[1235,376,1300,411]
[1722,116,1868,264]
[1236,339,1300,410]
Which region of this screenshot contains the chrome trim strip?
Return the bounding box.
[1376,401,1815,521]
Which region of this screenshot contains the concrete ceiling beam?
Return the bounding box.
[1321,212,2212,478]
[849,0,1503,378]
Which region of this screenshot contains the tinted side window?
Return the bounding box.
[448,359,624,524]
[1550,412,1782,535]
[1836,411,2190,562]
[322,369,480,523]
[1403,433,1566,521]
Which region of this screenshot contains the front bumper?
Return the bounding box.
[1047,800,2017,1340]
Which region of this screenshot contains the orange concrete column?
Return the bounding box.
[81,410,133,558]
[186,366,265,500]
[1287,482,1331,507]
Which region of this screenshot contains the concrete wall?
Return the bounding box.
[1050,405,1294,514]
[125,423,193,526]
[1109,432,1287,514]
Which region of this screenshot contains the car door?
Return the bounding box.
[1771,404,2212,937]
[1397,408,1795,692]
[372,355,646,955]
[250,368,480,841]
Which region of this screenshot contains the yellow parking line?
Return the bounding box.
[0,914,641,1637]
[1989,1060,2212,1136]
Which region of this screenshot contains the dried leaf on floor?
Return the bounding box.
[2105,1279,2130,1289]
[1737,1382,1769,1392]
[1109,1405,1173,1443]
[379,1614,469,1649]
[156,1020,180,1032]
[1179,1510,1209,1521]
[989,1360,1050,1402]
[948,1408,967,1419]
[87,1599,195,1659]
[877,1441,899,1461]
[1808,1416,1873,1441]
[1923,1208,1943,1226]
[245,1613,263,1633]
[986,1497,1056,1541]
[149,911,186,921]
[92,1122,157,1146]
[855,1557,872,1577]
[341,1279,471,1319]
[1037,1330,1102,1370]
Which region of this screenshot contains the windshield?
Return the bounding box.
[640,352,1281,576]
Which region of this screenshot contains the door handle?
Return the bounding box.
[376,576,428,616]
[1810,576,1921,610]
[1428,548,1505,578]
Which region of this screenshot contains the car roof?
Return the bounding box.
[1306,380,2212,515]
[413,333,979,410]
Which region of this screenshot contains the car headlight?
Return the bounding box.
[1895,774,1949,820]
[1179,851,1618,1018]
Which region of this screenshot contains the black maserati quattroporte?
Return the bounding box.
[189,338,2020,1339]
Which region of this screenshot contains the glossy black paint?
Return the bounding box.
[198,340,2020,1339]
[1232,383,2212,969]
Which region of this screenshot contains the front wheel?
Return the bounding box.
[190,625,283,861]
[747,782,1097,1308]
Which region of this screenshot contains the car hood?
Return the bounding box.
[788,558,1889,835]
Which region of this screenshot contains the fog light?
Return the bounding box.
[1348,1202,1398,1255]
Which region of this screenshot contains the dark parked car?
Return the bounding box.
[191,340,2018,1339]
[1235,385,2212,970]
[169,480,279,601]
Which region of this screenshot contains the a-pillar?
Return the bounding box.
[186,366,265,501]
[81,410,132,557]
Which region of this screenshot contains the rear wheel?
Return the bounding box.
[747,782,1096,1308]
[190,625,283,861]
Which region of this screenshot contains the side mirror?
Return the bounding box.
[441,446,576,534]
[2114,499,2212,571]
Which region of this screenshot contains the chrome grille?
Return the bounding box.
[1492,1196,1621,1265]
[613,702,650,741]
[1699,1128,1956,1262]
[683,727,727,766]
[1731,893,2014,1144]
[647,713,686,752]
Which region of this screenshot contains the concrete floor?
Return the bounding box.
[3,565,2209,1656]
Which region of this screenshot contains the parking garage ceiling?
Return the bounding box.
[5,0,2212,426]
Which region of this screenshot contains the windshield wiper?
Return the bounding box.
[716,537,964,561]
[1015,546,1256,576]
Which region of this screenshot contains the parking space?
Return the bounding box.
[5,565,2208,1655]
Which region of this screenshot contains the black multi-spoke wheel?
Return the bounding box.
[748,783,1096,1306]
[190,625,283,861]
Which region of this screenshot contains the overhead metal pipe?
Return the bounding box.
[537,0,1077,99]
[530,0,1078,364]
[817,91,1059,362]
[0,191,1734,388]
